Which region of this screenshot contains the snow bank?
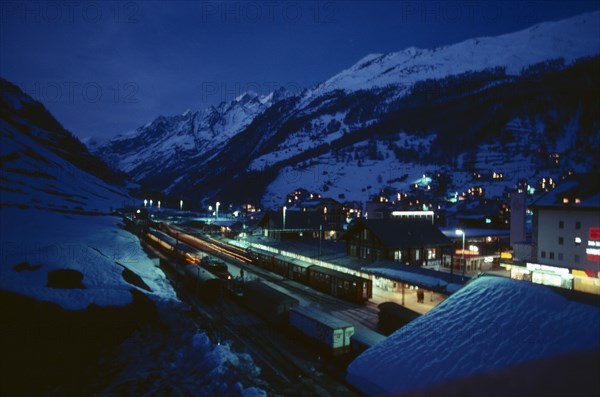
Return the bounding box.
[346,276,600,396]
[0,207,177,310]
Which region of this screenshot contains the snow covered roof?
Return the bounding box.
[363,257,468,291]
[440,228,510,239]
[533,173,600,209]
[346,275,600,396]
[343,218,452,249]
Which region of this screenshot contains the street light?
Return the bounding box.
[283,206,287,230]
[216,201,220,220]
[456,229,466,280]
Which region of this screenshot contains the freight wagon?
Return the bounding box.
[288,306,355,356]
[183,264,222,303]
[240,280,300,325]
[350,327,387,356]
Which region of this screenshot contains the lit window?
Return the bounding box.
[562,198,569,204]
[575,198,581,204]
[575,237,582,245]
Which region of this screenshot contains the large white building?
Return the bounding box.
[528,174,600,294]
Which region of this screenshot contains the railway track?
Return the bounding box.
[142,237,358,396]
[169,226,381,330]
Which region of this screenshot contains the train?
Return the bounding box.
[154,223,372,304]
[146,229,201,265]
[143,226,387,357]
[247,248,372,303]
[145,229,233,281]
[200,257,233,281]
[144,228,233,303]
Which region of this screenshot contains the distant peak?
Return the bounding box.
[234,91,259,103]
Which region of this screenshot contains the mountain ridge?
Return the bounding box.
[93,11,600,209]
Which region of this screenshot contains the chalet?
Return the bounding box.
[342,218,451,267]
[257,207,339,240]
[297,197,345,232]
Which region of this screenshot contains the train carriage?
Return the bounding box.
[200,256,233,281]
[272,255,290,277]
[280,256,312,283]
[252,250,275,272]
[146,229,201,265]
[308,265,372,303]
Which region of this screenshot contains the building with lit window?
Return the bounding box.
[342,218,451,267]
[518,174,600,294]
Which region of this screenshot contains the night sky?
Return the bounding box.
[1,0,598,141]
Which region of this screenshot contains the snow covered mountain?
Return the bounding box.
[95,11,600,209]
[95,88,288,191]
[0,78,129,213]
[318,11,599,94]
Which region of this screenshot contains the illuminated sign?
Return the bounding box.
[526,262,571,275]
[587,247,600,262]
[572,269,599,278]
[587,227,600,261]
[456,249,479,256]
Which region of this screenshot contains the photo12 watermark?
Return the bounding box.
[398,0,541,25]
[0,1,141,24]
[198,1,337,24]
[24,81,140,104]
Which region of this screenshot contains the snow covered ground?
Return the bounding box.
[0,207,176,309]
[0,207,269,396]
[1,79,269,396]
[346,275,600,396]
